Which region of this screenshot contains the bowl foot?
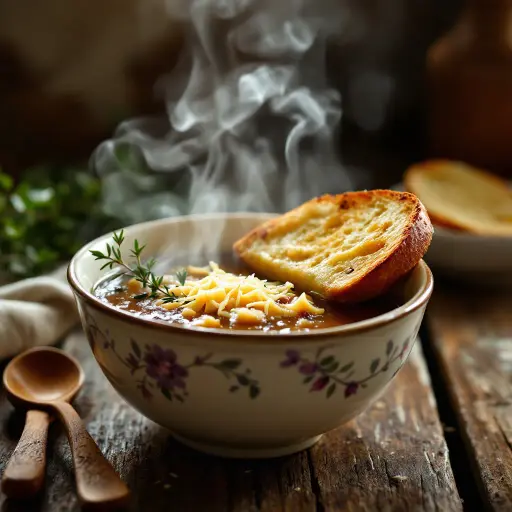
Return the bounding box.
[171,433,323,459]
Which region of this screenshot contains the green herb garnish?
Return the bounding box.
[90,230,188,303]
[176,268,188,286]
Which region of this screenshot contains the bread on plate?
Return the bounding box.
[404,159,512,237]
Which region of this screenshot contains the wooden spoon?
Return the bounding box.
[2,347,130,508]
[2,408,52,499]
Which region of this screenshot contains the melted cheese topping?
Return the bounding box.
[130,262,325,326]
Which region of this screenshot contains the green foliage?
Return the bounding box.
[0,165,119,278]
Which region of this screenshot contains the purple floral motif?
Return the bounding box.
[144,345,188,390]
[280,350,301,367]
[280,337,413,399]
[82,309,261,403]
[299,362,319,375]
[115,342,261,403]
[344,382,359,398]
[311,376,330,391]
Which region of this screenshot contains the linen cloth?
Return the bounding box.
[0,265,79,359]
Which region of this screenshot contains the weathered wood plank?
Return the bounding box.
[427,286,512,511]
[0,329,461,511]
[309,342,461,512]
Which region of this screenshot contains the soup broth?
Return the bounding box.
[93,259,403,333]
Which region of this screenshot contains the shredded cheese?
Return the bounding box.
[153,262,324,325]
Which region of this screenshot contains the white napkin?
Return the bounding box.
[0,265,79,360]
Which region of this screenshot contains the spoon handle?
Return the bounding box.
[52,402,130,508]
[2,410,51,499]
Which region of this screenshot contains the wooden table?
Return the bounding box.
[0,284,510,512]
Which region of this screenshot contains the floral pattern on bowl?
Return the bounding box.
[280,337,412,399]
[84,305,413,404]
[85,315,261,402]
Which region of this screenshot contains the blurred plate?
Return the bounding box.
[392,182,512,286]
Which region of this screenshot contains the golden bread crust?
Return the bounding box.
[426,213,464,231]
[233,190,433,303]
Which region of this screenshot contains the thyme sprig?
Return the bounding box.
[90,230,187,303]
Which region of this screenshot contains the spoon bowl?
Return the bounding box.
[4,347,84,407]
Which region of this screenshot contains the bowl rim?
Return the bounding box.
[67,212,434,342]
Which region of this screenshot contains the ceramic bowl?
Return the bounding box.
[68,213,433,459]
[393,182,512,286]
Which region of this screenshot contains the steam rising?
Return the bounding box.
[92,0,362,227]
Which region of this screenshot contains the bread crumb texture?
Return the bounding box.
[234,190,433,303]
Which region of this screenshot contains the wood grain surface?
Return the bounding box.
[0,329,461,511]
[427,286,512,511]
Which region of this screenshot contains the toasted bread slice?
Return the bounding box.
[233,190,433,303]
[404,160,512,236]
